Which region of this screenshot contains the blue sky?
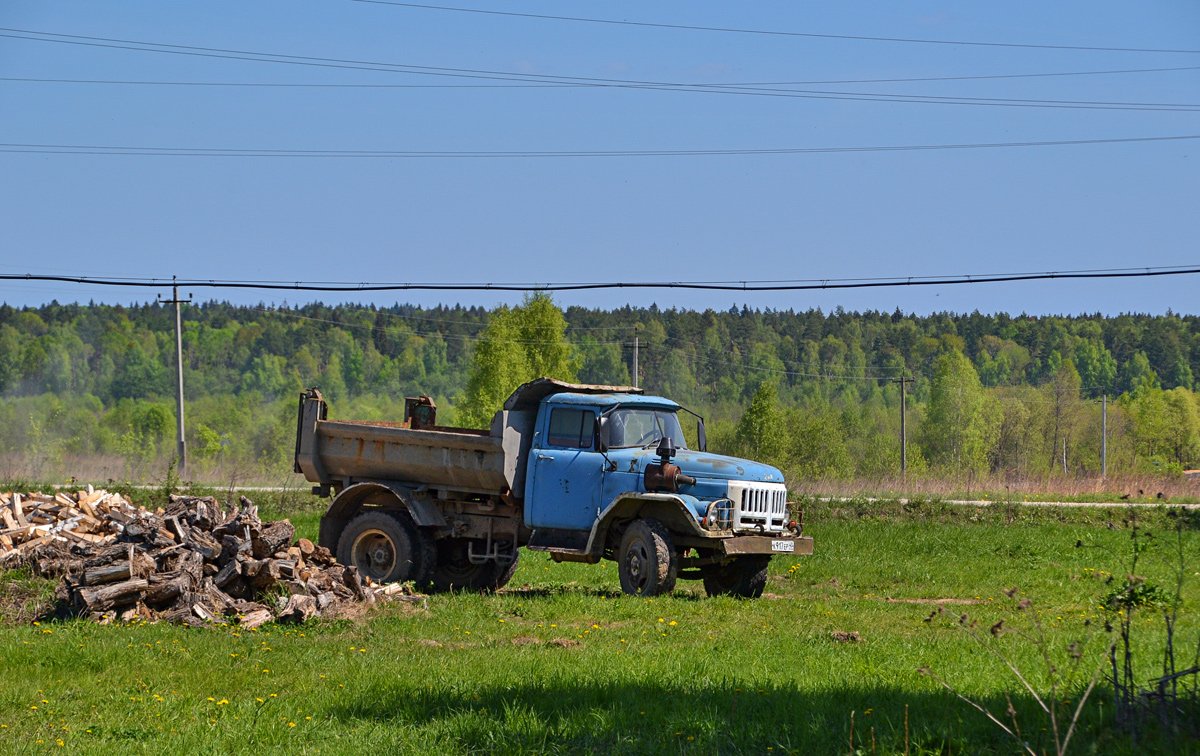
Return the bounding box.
[1,1,1197,315]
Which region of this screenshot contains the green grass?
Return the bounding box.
[1,495,1198,754]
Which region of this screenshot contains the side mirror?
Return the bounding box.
[595,415,611,452]
[697,419,707,452]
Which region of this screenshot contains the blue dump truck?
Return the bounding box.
[294,378,812,597]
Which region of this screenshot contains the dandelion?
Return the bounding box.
[668,621,677,626]
[288,722,296,727]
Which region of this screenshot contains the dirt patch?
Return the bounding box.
[884,597,987,605]
[549,638,580,648]
[510,636,541,646]
[830,631,862,643]
[761,593,788,600]
[418,639,442,647]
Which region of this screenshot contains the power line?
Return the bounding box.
[346,1,1200,55]
[3,264,1199,293]
[4,74,1196,113]
[3,134,1198,159]
[5,63,1200,88]
[4,30,1198,113]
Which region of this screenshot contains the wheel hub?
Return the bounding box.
[351,529,396,581]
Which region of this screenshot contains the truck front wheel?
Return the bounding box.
[617,519,678,597]
[430,538,519,593]
[337,510,428,585]
[702,556,770,598]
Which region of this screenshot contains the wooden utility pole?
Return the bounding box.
[632,326,639,388]
[895,374,913,478]
[1101,393,1107,479]
[159,281,191,477]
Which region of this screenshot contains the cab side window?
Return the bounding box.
[547,408,595,449]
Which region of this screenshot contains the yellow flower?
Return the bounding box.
[288,722,296,727]
[668,621,677,626]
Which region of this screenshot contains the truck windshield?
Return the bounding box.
[608,408,687,449]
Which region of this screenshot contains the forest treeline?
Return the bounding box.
[0,297,1197,483]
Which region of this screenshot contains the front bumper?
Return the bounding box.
[718,535,813,557]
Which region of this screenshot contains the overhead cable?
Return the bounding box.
[346,1,1200,55]
[3,30,1198,113]
[3,134,1198,159]
[3,264,1199,293]
[6,64,1200,89]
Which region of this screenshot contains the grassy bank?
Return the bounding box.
[1,493,1197,754]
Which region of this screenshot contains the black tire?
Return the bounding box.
[702,556,770,598]
[617,518,678,597]
[430,537,520,593]
[336,510,425,585]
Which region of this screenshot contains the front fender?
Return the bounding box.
[584,492,708,556]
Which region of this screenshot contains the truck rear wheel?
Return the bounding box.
[617,519,678,597]
[702,556,770,598]
[430,538,519,593]
[337,510,428,585]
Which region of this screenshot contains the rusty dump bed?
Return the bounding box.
[295,380,642,497]
[300,418,510,493]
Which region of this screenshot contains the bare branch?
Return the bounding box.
[919,667,1038,756]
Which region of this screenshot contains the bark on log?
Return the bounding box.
[144,573,191,605]
[83,562,131,586]
[251,520,294,559]
[213,559,241,589]
[76,578,148,611]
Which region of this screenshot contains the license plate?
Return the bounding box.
[771,540,795,553]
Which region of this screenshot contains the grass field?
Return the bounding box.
[1,493,1198,755]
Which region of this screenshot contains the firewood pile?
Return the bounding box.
[0,488,419,627]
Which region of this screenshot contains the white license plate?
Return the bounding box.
[771,540,795,553]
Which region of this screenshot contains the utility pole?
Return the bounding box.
[1101,393,1107,479]
[632,326,639,388]
[159,280,191,477]
[894,374,913,478]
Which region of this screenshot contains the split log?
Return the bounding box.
[240,608,273,629]
[144,573,191,605]
[213,559,242,589]
[251,520,294,558]
[245,559,282,592]
[277,594,316,624]
[76,578,148,611]
[83,562,131,586]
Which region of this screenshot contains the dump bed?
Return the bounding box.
[295,392,518,494]
[294,380,642,497]
[311,419,511,491]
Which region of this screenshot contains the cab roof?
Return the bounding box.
[549,392,680,411]
[502,378,678,412]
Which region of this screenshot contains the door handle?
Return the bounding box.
[538,454,555,461]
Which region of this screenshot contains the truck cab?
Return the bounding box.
[294,379,811,597]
